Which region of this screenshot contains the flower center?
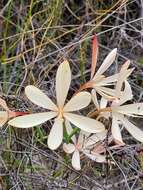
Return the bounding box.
[58,108,64,118]
[75,143,82,150]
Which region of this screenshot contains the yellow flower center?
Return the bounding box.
[58,108,64,118]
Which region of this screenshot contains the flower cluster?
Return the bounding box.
[1,35,143,170]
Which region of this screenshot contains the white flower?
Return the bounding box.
[8,60,105,150]
[80,47,118,99]
[92,80,143,144]
[111,103,143,143]
[91,54,134,100]
[79,36,133,100]
[110,75,142,144]
[63,130,107,170]
[89,36,118,99]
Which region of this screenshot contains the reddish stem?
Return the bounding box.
[91,35,98,79]
[8,110,29,118]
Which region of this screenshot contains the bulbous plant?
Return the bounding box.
[1,35,142,171]
[8,60,105,150]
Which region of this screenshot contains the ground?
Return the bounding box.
[0,0,143,189]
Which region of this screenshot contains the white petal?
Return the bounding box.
[78,131,92,149]
[115,62,130,97]
[72,150,81,170]
[48,118,63,150]
[100,97,108,109]
[64,92,91,112]
[91,89,99,109]
[119,80,133,105]
[63,143,75,153]
[0,111,8,127]
[8,112,57,128]
[111,115,123,143]
[113,103,143,116]
[97,86,116,96]
[84,130,107,148]
[25,85,57,111]
[77,131,84,147]
[98,73,119,85]
[118,115,143,142]
[65,120,76,144]
[93,75,105,83]
[84,152,106,163]
[115,61,133,98]
[56,60,71,108]
[64,113,105,133]
[84,136,97,148]
[96,48,117,76]
[95,88,115,100]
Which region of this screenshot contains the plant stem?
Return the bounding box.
[88,107,112,118]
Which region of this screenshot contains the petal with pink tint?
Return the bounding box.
[63,143,75,154]
[72,150,81,170]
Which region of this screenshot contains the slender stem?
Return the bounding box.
[88,107,112,118]
[8,111,29,118]
[68,128,80,140]
[75,80,94,95]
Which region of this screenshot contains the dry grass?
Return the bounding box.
[0,0,143,189]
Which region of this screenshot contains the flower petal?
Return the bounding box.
[119,80,133,105]
[100,97,108,109]
[0,111,8,127]
[48,118,63,150]
[63,143,75,153]
[64,113,105,133]
[56,60,71,108]
[95,87,115,100]
[98,73,119,85]
[111,115,123,144]
[95,48,117,76]
[64,92,91,112]
[84,152,106,163]
[118,115,143,142]
[72,150,81,170]
[115,61,133,98]
[77,131,84,148]
[112,103,143,116]
[97,86,116,96]
[8,112,57,128]
[25,85,57,111]
[84,130,107,149]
